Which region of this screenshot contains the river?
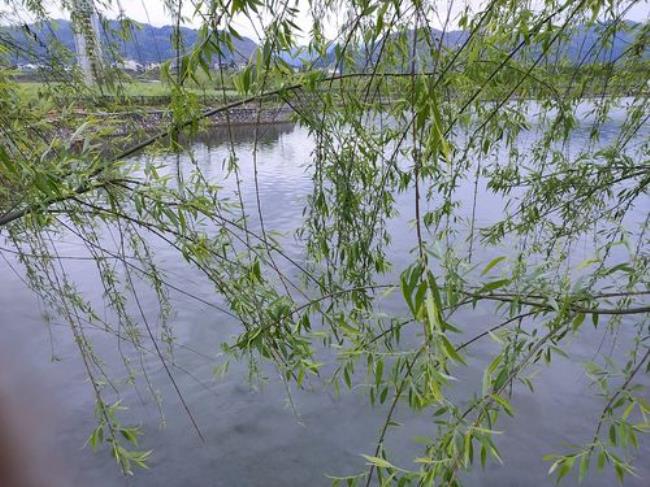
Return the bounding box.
[0,116,648,486]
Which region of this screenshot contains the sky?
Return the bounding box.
[2,0,649,43]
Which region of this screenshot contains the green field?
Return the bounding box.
[14,80,240,107]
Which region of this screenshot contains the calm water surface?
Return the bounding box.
[0,119,648,486]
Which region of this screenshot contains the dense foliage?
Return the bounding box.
[0,0,649,485]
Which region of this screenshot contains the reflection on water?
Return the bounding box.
[184,122,297,148]
[0,118,648,486]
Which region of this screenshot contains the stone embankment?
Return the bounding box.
[60,104,295,137]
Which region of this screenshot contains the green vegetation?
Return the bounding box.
[14,80,236,98]
[14,79,240,107]
[0,0,649,485]
[12,58,650,115]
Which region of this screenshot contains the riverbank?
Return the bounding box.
[80,104,294,134]
[43,103,296,146]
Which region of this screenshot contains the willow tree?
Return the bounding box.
[0,0,648,484]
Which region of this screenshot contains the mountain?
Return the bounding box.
[279,45,337,69]
[2,18,645,71]
[372,22,646,69]
[280,22,646,71]
[0,19,258,67]
[545,21,646,63]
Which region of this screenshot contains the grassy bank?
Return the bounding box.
[14,80,242,109]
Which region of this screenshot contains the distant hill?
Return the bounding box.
[280,22,646,70]
[544,21,646,63]
[0,19,258,67]
[1,18,645,71]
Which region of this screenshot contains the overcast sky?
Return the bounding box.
[3,0,649,42]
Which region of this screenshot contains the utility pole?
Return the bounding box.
[71,0,103,85]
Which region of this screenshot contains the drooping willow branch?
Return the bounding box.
[0,70,450,229]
